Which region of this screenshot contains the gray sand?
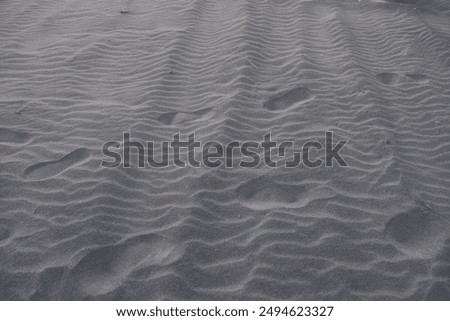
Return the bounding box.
[0,0,449,300]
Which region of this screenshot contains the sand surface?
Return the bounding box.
[1,0,450,300]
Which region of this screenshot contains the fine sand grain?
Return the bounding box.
[0,0,450,300]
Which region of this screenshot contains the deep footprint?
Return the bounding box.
[384,206,450,258]
[376,72,400,85]
[70,234,185,296]
[263,87,313,111]
[236,177,306,210]
[24,148,91,180]
[0,127,32,144]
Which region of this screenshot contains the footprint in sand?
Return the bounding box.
[236,177,307,210]
[376,72,401,85]
[24,148,91,180]
[384,206,450,258]
[70,234,185,296]
[386,0,419,4]
[158,107,214,126]
[263,87,314,112]
[0,127,32,145]
[426,281,450,300]
[405,73,429,83]
[376,72,429,85]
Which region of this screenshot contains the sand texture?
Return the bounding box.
[1,0,450,300]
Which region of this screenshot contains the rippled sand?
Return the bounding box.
[0,0,450,300]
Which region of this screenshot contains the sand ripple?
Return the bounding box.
[0,0,449,299]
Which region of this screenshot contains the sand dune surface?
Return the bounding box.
[0,0,450,300]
